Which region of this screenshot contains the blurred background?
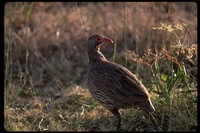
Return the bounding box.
[4,2,197,131]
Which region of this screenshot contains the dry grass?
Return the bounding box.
[4,2,197,131]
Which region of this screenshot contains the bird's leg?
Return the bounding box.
[148,112,163,131]
[109,108,121,131]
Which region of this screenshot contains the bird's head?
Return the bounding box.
[87,35,114,51]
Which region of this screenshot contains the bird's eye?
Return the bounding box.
[96,37,101,41]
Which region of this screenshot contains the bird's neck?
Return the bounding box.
[88,49,107,63]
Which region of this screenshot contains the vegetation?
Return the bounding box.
[4,2,197,131]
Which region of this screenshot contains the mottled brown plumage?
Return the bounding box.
[86,34,162,131]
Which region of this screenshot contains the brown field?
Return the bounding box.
[4,2,197,131]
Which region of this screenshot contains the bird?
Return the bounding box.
[86,34,162,131]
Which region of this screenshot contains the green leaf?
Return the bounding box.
[161,74,168,81]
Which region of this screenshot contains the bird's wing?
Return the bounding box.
[99,61,150,102]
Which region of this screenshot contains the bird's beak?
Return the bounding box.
[104,37,114,44]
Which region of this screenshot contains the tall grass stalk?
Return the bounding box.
[113,2,120,62]
[169,96,172,131]
[123,2,127,68]
[5,18,13,88]
[75,2,87,41]
[132,2,140,76]
[4,17,14,110]
[22,3,34,90]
